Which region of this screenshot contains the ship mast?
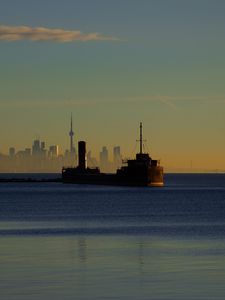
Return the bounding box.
[69,113,74,153]
[140,122,143,154]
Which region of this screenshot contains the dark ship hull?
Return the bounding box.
[62,165,164,187]
[62,123,164,187]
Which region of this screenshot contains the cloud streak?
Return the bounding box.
[0,25,118,42]
[1,95,225,109]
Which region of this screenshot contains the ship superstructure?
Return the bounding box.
[116,123,164,186]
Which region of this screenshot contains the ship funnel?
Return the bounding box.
[78,141,86,169]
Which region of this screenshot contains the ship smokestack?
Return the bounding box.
[78,141,86,169]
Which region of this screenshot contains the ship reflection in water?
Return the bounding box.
[1,234,225,300]
[62,123,164,186]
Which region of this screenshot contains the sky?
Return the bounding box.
[0,0,225,171]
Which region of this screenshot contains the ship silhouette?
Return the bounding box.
[62,123,164,186]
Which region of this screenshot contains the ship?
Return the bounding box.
[62,123,164,186]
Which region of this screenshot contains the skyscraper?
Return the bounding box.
[100,146,109,171]
[32,140,41,156]
[49,145,59,158]
[9,147,15,158]
[113,146,122,168]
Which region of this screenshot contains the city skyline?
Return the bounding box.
[0,1,225,171]
[0,114,124,172]
[0,138,123,173]
[0,115,223,173]
[1,114,123,159]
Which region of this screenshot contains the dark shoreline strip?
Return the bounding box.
[0,178,62,183]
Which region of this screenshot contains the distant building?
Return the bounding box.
[16,148,31,160]
[16,150,26,159]
[113,146,122,168]
[49,145,59,158]
[87,151,98,168]
[40,142,47,158]
[32,140,46,158]
[9,147,15,158]
[24,148,31,157]
[32,140,41,156]
[100,146,109,171]
[41,142,45,151]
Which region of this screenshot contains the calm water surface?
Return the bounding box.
[0,174,225,300]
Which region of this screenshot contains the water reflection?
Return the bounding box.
[138,240,144,264]
[1,235,225,299]
[78,236,87,263]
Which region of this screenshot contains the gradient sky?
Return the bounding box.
[0,0,225,170]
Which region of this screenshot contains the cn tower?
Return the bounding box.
[69,113,74,153]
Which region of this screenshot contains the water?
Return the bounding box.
[0,174,225,299]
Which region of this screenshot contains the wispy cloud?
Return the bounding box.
[155,96,178,111]
[0,25,119,42]
[1,95,225,109]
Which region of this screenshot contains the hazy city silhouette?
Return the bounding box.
[0,115,122,173]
